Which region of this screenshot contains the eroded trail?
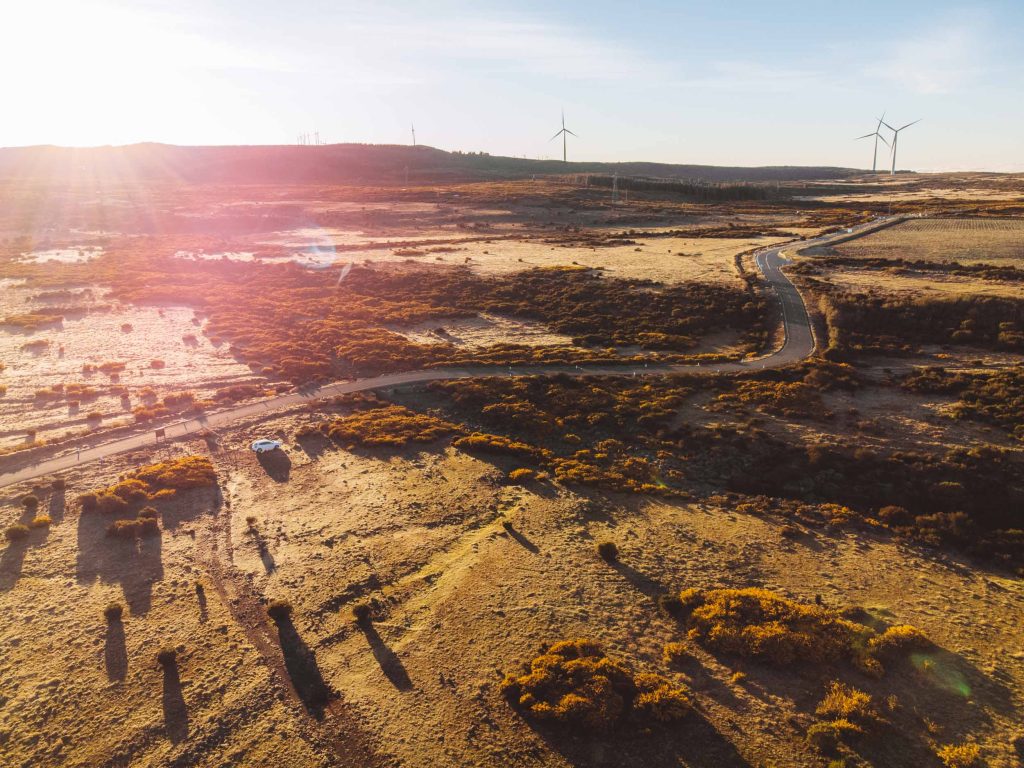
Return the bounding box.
[197,477,384,767]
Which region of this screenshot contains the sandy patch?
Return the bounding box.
[0,286,260,450]
[385,313,576,349]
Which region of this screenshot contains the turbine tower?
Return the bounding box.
[881,118,921,176]
[411,123,416,147]
[549,110,577,163]
[855,113,890,173]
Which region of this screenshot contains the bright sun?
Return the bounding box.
[0,2,245,146]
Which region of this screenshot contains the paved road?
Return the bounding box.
[0,219,890,489]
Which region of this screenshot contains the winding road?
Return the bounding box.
[0,218,890,490]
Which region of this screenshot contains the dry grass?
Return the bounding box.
[835,218,1024,267]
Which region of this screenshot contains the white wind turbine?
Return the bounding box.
[881,118,921,176]
[855,113,890,173]
[549,110,578,163]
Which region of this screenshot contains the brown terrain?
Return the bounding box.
[1,151,1022,768]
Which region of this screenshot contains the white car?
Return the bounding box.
[250,439,282,453]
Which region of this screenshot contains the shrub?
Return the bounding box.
[320,405,459,447]
[245,515,258,529]
[500,639,689,730]
[30,515,51,528]
[869,624,931,656]
[150,359,165,368]
[137,506,159,520]
[51,478,66,491]
[632,673,692,722]
[596,541,618,563]
[267,599,294,622]
[22,495,39,510]
[104,602,124,621]
[662,642,689,666]
[351,601,372,622]
[806,719,862,754]
[156,647,177,666]
[5,524,30,541]
[815,682,877,724]
[508,468,535,482]
[138,517,160,536]
[77,492,98,512]
[679,588,879,670]
[936,742,981,768]
[96,494,129,515]
[106,519,140,539]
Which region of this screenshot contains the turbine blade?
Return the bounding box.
[899,119,922,131]
[550,129,565,142]
[880,120,896,132]
[564,129,578,138]
[855,132,876,140]
[877,133,890,147]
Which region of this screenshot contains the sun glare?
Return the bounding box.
[1,2,233,146]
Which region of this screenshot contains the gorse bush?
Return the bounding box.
[104,602,124,621]
[682,588,875,669]
[936,742,981,768]
[868,624,931,657]
[316,405,460,447]
[106,519,141,539]
[596,541,618,563]
[500,639,690,729]
[30,515,51,528]
[815,682,877,723]
[84,456,218,511]
[267,599,294,622]
[674,588,928,674]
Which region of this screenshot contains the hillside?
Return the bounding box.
[0,143,860,186]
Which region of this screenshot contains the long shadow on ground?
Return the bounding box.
[358,619,413,691]
[161,659,189,743]
[104,618,128,681]
[273,615,336,716]
[528,710,751,768]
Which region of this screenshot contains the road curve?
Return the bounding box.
[0,218,890,489]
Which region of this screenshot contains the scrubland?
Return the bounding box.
[2,172,1024,767]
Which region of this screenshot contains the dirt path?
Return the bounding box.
[197,473,384,767]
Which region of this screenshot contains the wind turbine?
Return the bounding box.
[881,118,921,176]
[855,113,890,173]
[411,123,416,147]
[549,110,577,163]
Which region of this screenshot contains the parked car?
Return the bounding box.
[250,439,282,453]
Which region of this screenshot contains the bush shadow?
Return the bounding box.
[502,523,539,553]
[104,619,128,681]
[273,615,336,716]
[161,660,189,743]
[358,619,413,691]
[527,709,751,768]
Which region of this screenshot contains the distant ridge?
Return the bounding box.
[0,143,860,185]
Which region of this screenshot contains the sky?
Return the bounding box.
[1,0,1022,170]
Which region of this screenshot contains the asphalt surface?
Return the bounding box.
[0,219,889,489]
